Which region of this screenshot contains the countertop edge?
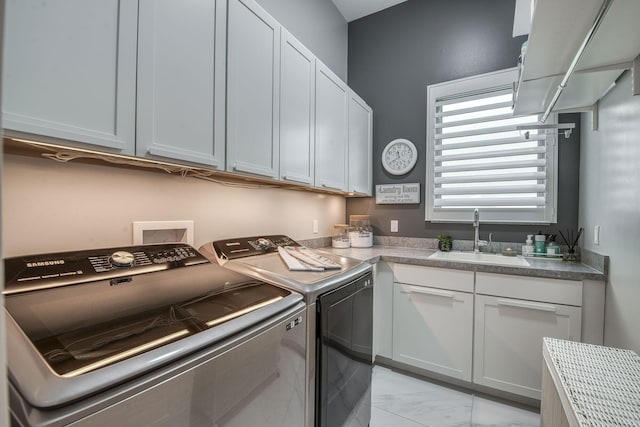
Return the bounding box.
[323,246,607,282]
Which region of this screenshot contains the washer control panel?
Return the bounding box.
[4,244,207,294]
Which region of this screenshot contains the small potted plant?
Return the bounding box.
[437,233,453,252]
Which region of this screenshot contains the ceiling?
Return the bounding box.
[331,0,408,22]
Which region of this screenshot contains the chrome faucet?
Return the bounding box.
[473,208,480,253]
[472,209,492,253]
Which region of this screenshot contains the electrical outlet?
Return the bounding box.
[390,220,399,233]
[312,219,319,234]
[594,225,600,245]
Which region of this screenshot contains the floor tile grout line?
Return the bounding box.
[470,392,476,425]
[372,366,541,427]
[371,405,430,427]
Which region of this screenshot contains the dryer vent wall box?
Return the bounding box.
[133,220,194,245]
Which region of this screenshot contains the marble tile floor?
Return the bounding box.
[370,366,540,427]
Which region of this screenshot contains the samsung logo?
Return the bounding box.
[27,260,65,268]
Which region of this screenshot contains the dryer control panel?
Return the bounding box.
[212,235,300,260]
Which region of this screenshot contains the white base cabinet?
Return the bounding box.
[473,273,583,400]
[392,264,474,381]
[373,262,394,360]
[388,265,591,401]
[393,283,473,381]
[473,294,581,399]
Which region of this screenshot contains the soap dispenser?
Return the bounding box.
[534,231,546,255]
[522,235,534,256]
[546,234,560,256]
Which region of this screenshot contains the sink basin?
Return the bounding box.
[428,251,530,267]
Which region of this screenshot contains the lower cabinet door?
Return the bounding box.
[392,283,473,381]
[473,294,582,399]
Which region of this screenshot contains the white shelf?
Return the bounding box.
[514,0,640,116]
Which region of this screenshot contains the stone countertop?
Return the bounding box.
[322,246,607,281]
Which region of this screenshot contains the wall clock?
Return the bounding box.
[381,138,418,175]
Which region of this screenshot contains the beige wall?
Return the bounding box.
[2,154,346,257]
[579,71,640,354]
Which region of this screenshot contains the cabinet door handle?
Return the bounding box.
[497,298,556,313]
[282,175,311,184]
[402,286,455,299]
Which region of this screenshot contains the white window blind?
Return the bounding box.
[426,68,557,224]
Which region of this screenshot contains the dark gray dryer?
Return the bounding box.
[200,235,373,427]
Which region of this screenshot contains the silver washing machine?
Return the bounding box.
[4,243,306,427]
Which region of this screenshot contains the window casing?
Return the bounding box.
[426,68,558,224]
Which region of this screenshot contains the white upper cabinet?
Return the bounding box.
[2,0,372,195]
[2,0,137,154]
[136,0,226,168]
[279,30,316,185]
[315,62,349,191]
[348,90,373,195]
[514,0,640,115]
[226,0,280,178]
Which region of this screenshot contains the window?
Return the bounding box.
[426,68,557,224]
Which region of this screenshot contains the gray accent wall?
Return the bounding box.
[346,0,581,244]
[255,0,348,81]
[579,71,640,354]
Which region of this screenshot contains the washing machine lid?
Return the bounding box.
[204,236,371,299]
[4,243,302,408]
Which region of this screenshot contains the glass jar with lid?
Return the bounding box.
[348,215,373,248]
[332,224,351,248]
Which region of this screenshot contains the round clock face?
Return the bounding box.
[382,138,417,175]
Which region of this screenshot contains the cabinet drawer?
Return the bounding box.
[476,272,582,306]
[393,264,473,293]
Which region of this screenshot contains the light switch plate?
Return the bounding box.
[594,225,600,245]
[312,219,319,234]
[390,220,399,233]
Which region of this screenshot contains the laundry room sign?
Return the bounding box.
[375,183,420,204]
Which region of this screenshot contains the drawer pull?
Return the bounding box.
[402,286,455,299]
[497,298,556,312]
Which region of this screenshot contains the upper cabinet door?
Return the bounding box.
[315,62,348,191]
[348,90,373,195]
[279,30,316,185]
[136,0,226,168]
[226,0,280,178]
[2,0,137,154]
